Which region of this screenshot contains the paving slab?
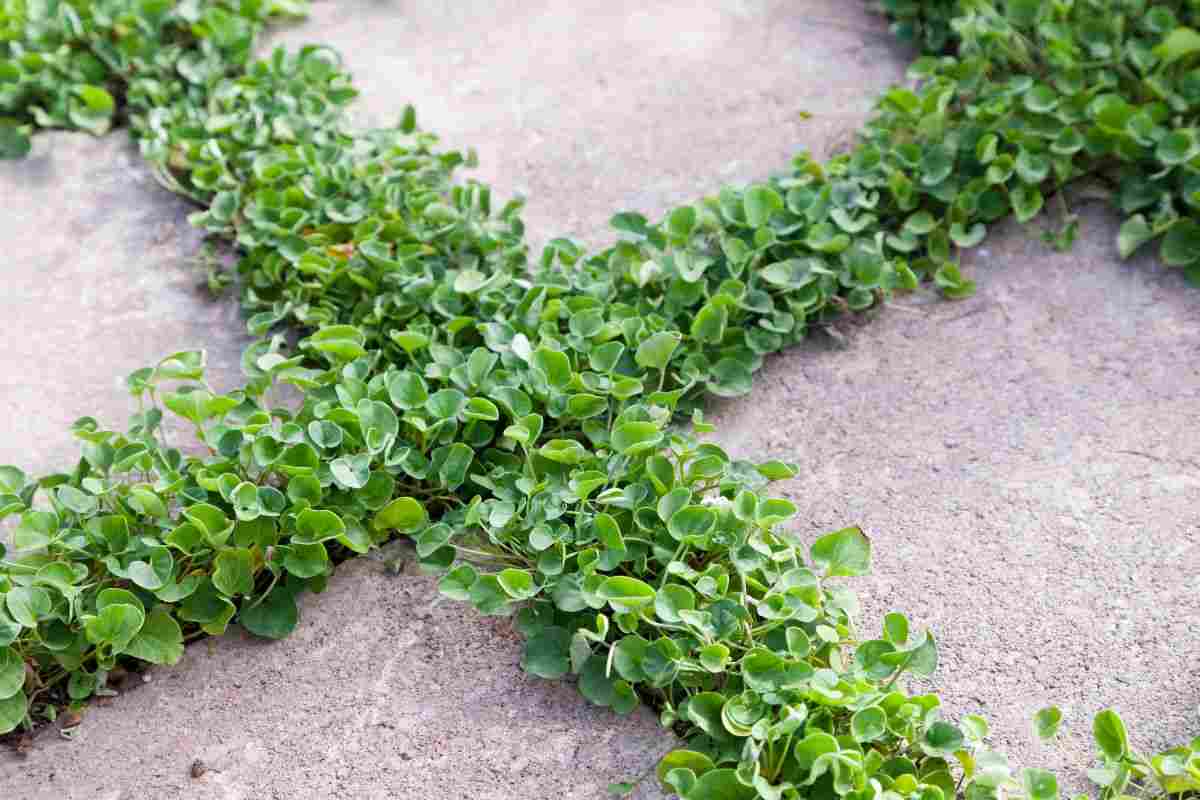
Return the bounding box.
[1,1,908,798]
[707,207,1200,791]
[0,546,676,799]
[265,0,908,248]
[0,132,250,475]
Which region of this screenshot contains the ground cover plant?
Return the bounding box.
[1,0,1198,798]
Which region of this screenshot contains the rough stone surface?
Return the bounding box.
[707,207,1200,791]
[1,2,907,798]
[265,0,908,249]
[0,545,674,799]
[0,132,249,475]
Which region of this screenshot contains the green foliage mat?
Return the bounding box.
[1,1,1198,798]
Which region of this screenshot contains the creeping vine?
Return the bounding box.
[0,1,1197,798]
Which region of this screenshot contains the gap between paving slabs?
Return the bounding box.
[2,4,1200,800]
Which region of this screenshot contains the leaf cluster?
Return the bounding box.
[0,1,1196,799]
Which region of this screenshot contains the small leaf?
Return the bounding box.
[923,721,965,755]
[497,569,538,600]
[240,585,300,640]
[1024,768,1060,800]
[212,548,255,597]
[293,509,346,544]
[1034,706,1063,742]
[0,690,26,734]
[635,332,681,371]
[852,706,887,742]
[0,646,24,699]
[374,497,428,532]
[1161,219,1200,266]
[124,608,184,665]
[611,422,663,455]
[810,526,871,577]
[597,576,656,613]
[1117,215,1155,259]
[1154,27,1200,65]
[657,751,715,790]
[1093,709,1129,760]
[522,626,571,679]
[84,603,145,652]
[532,347,573,389]
[744,186,783,227]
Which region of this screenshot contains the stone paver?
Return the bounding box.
[708,208,1200,790]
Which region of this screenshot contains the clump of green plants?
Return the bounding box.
[1,0,1197,798]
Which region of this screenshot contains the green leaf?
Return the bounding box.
[688,769,757,800]
[5,587,50,628]
[1034,706,1063,741]
[1024,769,1060,800]
[923,721,965,755]
[1093,709,1129,759]
[124,608,184,665]
[303,325,366,361]
[706,358,753,397]
[756,498,797,526]
[387,371,428,410]
[921,144,954,186]
[0,689,26,734]
[374,497,428,532]
[1024,84,1059,113]
[56,485,97,515]
[522,626,571,679]
[283,542,329,579]
[1157,130,1200,167]
[668,206,697,237]
[691,303,728,344]
[1161,220,1200,266]
[454,269,488,294]
[597,576,656,613]
[1154,27,1200,65]
[635,332,681,371]
[657,751,715,790]
[810,526,871,577]
[1012,185,1044,223]
[667,505,717,541]
[84,603,145,652]
[69,85,115,135]
[744,186,783,227]
[538,439,589,465]
[1118,215,1155,259]
[240,585,300,640]
[293,509,346,544]
[497,569,538,599]
[436,442,474,489]
[532,347,572,389]
[438,564,478,601]
[655,584,696,623]
[0,646,24,699]
[0,123,31,160]
[611,422,663,455]
[463,396,500,421]
[566,394,608,419]
[212,548,255,597]
[852,706,887,742]
[698,644,729,672]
